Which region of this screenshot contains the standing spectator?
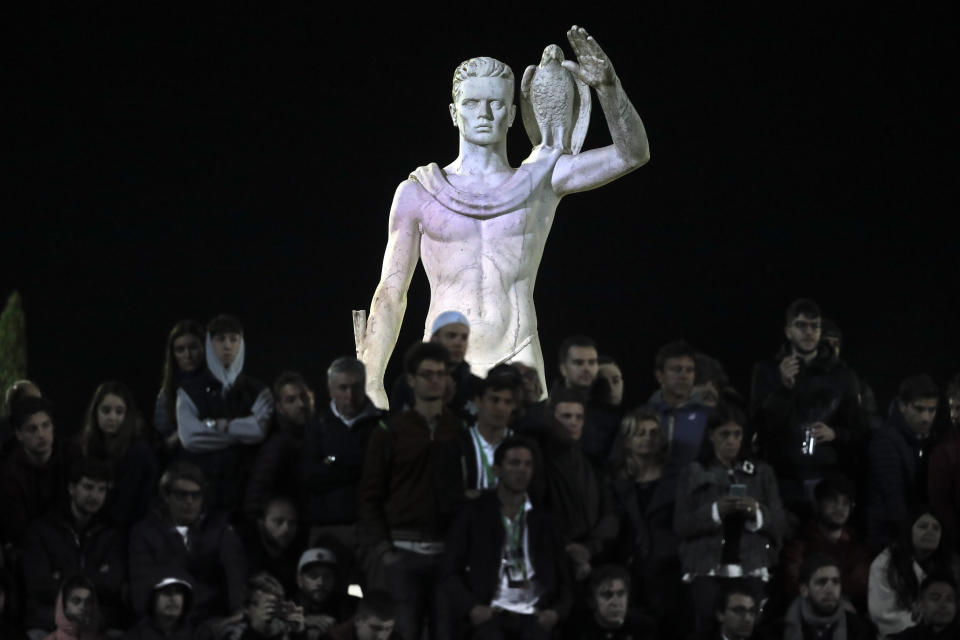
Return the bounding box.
[868,508,957,639]
[0,396,78,548]
[750,299,865,518]
[81,381,158,529]
[357,342,464,640]
[22,459,124,638]
[1,379,43,458]
[443,436,571,639]
[645,340,711,468]
[154,320,206,456]
[129,462,247,622]
[555,335,620,460]
[866,375,940,551]
[597,356,625,410]
[674,403,786,630]
[608,409,683,636]
[177,315,273,512]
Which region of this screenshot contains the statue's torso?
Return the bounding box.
[410,155,561,366]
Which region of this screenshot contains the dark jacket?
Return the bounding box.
[121,567,207,640]
[300,403,384,527]
[891,621,960,640]
[781,521,872,612]
[22,502,126,630]
[0,441,78,546]
[104,440,159,530]
[128,507,247,621]
[441,490,573,620]
[929,429,960,549]
[357,409,465,547]
[866,406,935,550]
[243,415,306,521]
[674,459,786,574]
[750,344,866,505]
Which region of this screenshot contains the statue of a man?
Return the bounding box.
[360,26,650,408]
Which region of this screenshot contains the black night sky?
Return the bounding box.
[5,5,958,432]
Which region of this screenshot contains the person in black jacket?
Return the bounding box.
[750,298,866,518]
[442,436,572,640]
[891,573,960,640]
[22,458,125,636]
[121,569,204,640]
[129,461,247,623]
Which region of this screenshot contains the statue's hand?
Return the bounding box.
[561,25,616,88]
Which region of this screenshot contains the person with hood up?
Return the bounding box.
[176,314,273,512]
[43,575,101,640]
[122,569,206,640]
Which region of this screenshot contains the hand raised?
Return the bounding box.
[561,25,616,88]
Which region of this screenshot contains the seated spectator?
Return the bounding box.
[563,564,656,640]
[866,375,940,551]
[750,299,865,519]
[302,358,384,557]
[1,396,78,548]
[216,572,305,640]
[81,381,158,529]
[43,575,100,640]
[389,311,481,420]
[705,580,762,640]
[129,462,247,623]
[121,570,199,640]
[674,403,786,631]
[868,508,957,638]
[153,320,206,457]
[294,548,359,640]
[22,459,124,638]
[319,590,400,640]
[890,573,959,640]
[443,436,571,639]
[608,409,683,637]
[537,386,618,579]
[782,552,871,640]
[239,496,307,596]
[645,340,711,467]
[929,374,960,549]
[781,474,872,613]
[244,372,314,521]
[177,314,273,512]
[1,378,42,457]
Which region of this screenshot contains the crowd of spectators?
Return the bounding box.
[0,298,958,640]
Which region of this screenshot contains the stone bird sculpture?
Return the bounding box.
[520,44,591,154]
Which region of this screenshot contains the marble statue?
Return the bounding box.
[357,26,650,409]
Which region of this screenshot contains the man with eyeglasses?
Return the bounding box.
[750,298,866,519]
[710,582,760,640]
[129,461,247,623]
[358,342,466,640]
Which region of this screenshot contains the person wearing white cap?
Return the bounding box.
[121,569,195,640]
[295,547,358,638]
[389,311,481,421]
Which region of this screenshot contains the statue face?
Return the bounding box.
[449,76,516,145]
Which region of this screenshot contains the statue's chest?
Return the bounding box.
[418,202,537,243]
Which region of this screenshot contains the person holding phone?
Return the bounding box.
[674,403,787,631]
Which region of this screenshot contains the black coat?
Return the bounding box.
[441,490,573,621]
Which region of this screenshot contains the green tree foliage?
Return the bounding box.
[0,290,27,413]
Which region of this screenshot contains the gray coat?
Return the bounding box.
[674,459,786,574]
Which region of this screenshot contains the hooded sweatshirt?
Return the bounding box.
[121,568,197,640]
[44,578,100,640]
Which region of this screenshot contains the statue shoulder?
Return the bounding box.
[389,175,432,219]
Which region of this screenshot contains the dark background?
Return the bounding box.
[4,4,958,432]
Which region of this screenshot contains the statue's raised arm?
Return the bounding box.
[551,25,650,195]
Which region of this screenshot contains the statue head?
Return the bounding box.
[450,57,517,144]
[451,57,514,103]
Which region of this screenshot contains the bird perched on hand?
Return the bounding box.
[520,44,591,154]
